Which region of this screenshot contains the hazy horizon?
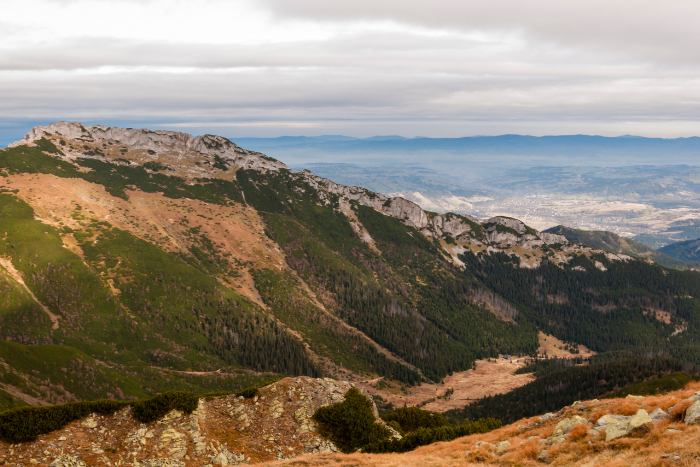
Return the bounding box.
[4,1,700,140]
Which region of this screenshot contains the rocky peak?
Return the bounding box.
[10,122,289,176]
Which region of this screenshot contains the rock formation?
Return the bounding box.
[0,377,392,466]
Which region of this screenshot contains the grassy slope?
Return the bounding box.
[544,225,696,269]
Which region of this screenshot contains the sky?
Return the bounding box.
[2,0,700,142]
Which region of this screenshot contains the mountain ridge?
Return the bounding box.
[2,121,700,416]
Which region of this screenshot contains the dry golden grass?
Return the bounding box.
[670,400,694,422]
[609,399,642,416]
[568,423,590,441]
[588,409,607,424]
[641,394,680,412]
[516,438,541,460]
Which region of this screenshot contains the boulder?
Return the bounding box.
[649,408,669,422]
[605,409,652,442]
[596,414,629,426]
[684,401,700,424]
[553,415,589,436]
[496,440,510,453]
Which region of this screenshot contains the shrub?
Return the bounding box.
[131,391,198,423]
[386,420,404,435]
[381,406,449,433]
[362,418,502,454]
[605,373,699,398]
[312,387,392,453]
[568,423,589,441]
[34,138,61,154]
[0,391,200,442]
[200,391,232,401]
[0,400,129,443]
[235,387,258,398]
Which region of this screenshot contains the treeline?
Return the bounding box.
[312,387,500,455]
[445,357,686,424]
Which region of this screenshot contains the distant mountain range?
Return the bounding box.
[544,226,700,269]
[659,238,700,263]
[234,134,700,173]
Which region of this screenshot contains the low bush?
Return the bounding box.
[131,391,198,423]
[381,406,449,433]
[0,391,199,442]
[362,418,502,454]
[0,399,129,443]
[34,138,61,154]
[235,387,258,398]
[312,387,392,453]
[605,372,699,398]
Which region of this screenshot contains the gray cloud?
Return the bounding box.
[1,0,700,138]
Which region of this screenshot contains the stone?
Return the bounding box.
[81,417,98,429]
[596,414,629,426]
[158,409,184,424]
[49,454,87,467]
[650,408,669,422]
[540,413,556,422]
[537,449,549,462]
[685,401,700,424]
[553,416,589,436]
[138,459,186,467]
[496,440,510,453]
[605,409,652,441]
[666,429,683,433]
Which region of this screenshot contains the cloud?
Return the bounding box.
[1,0,700,138]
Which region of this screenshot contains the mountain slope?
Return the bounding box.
[544,225,697,269]
[2,122,700,408]
[659,237,700,263]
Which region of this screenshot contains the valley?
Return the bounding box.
[3,123,700,465]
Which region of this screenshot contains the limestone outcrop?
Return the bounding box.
[11,122,288,177]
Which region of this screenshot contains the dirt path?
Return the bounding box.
[0,257,60,330]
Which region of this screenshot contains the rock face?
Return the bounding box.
[11,121,288,176]
[603,409,653,441]
[0,376,392,466]
[540,415,590,445]
[684,401,700,424]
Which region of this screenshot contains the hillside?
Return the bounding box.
[262,378,700,466]
[659,237,700,263]
[3,122,700,413]
[544,225,696,269]
[4,373,700,466]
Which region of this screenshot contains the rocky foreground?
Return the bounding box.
[265,381,700,467]
[4,377,700,466]
[0,377,389,466]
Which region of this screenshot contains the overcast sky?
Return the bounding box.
[2,0,700,140]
